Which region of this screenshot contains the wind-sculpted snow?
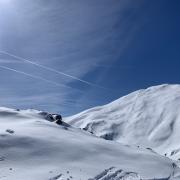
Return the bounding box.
[66,84,180,160]
[89,167,179,180]
[88,167,141,180]
[0,107,179,180]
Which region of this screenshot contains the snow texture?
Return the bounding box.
[66,84,180,161]
[0,105,180,179]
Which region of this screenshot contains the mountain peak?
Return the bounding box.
[66,84,180,160]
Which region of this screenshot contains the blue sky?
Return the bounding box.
[0,0,179,116]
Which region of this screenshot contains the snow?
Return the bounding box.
[0,106,180,179]
[66,84,180,161]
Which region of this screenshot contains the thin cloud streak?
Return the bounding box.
[0,65,74,89]
[0,50,107,90]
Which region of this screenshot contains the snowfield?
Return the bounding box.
[0,106,180,180]
[66,84,180,161]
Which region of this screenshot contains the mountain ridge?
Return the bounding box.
[66,84,180,160]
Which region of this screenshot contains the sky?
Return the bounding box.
[0,0,180,116]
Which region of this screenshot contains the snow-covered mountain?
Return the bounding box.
[66,84,180,161]
[0,107,180,180]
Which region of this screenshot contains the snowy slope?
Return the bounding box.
[66,84,180,160]
[0,107,180,180]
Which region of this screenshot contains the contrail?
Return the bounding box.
[0,50,106,89]
[0,65,75,89]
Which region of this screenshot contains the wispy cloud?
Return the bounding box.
[0,58,23,64]
[0,0,143,115]
[0,50,108,90]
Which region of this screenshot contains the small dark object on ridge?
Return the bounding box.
[53,114,63,125]
[6,129,15,134]
[46,113,63,125]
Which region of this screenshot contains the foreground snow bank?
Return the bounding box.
[0,107,179,180]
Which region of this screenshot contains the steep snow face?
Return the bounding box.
[0,107,180,180]
[66,84,180,160]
